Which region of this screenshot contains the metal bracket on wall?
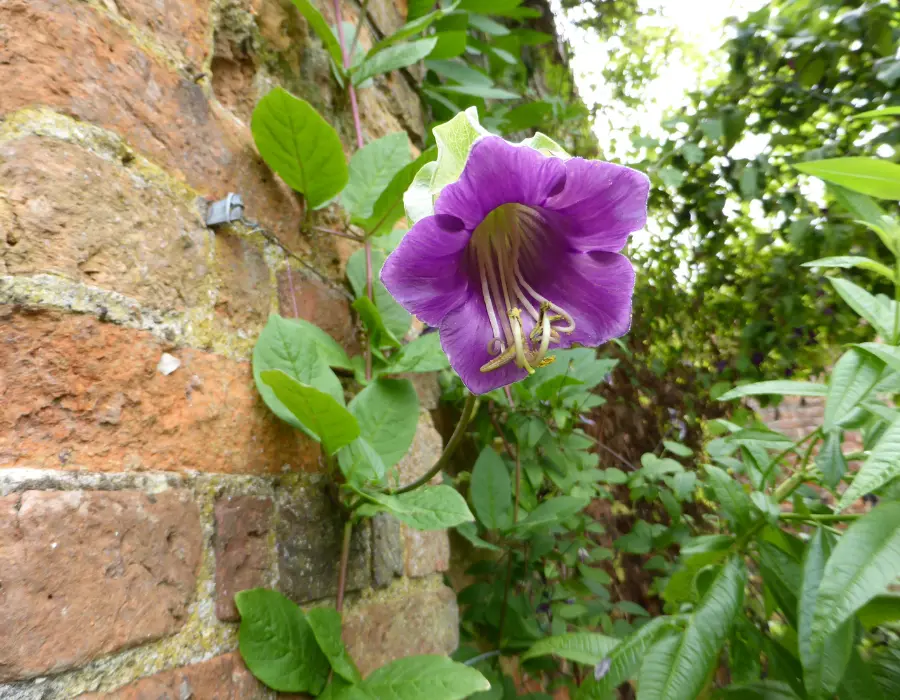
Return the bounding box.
[206,193,245,227]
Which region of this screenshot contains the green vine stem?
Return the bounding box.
[780,512,860,523]
[391,392,478,495]
[336,520,353,613]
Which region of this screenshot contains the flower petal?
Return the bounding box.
[380,216,471,326]
[522,249,635,348]
[435,136,568,231]
[546,158,650,252]
[439,293,528,395]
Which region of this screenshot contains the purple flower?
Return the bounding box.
[381,136,649,394]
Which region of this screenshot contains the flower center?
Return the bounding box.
[469,203,575,375]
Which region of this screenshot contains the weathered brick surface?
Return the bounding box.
[77,652,271,699]
[404,528,450,578]
[111,0,212,67]
[215,495,274,621]
[277,483,371,602]
[0,136,211,309]
[213,230,273,332]
[0,309,320,473]
[0,0,303,241]
[395,412,444,485]
[342,584,459,676]
[0,490,201,681]
[372,513,404,587]
[277,270,359,355]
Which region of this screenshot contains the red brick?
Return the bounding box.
[213,231,273,332]
[0,0,302,242]
[404,527,450,578]
[0,490,201,681]
[0,136,212,311]
[215,495,274,621]
[0,308,321,474]
[342,585,459,676]
[277,270,359,355]
[77,652,270,699]
[112,0,211,67]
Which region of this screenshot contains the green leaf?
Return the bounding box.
[349,379,418,468]
[854,106,900,119]
[431,106,489,191]
[362,485,475,531]
[663,440,693,457]
[342,133,410,222]
[470,447,513,530]
[353,297,401,349]
[290,0,344,67]
[455,521,501,552]
[838,415,900,509]
[260,370,359,455]
[795,157,900,200]
[856,342,900,375]
[716,681,801,699]
[468,14,510,35]
[812,503,900,653]
[857,594,900,629]
[523,633,620,665]
[637,558,747,700]
[825,348,883,431]
[338,655,489,700]
[428,31,467,60]
[816,430,847,488]
[575,617,679,700]
[802,256,895,281]
[704,466,753,532]
[251,87,348,209]
[830,277,896,339]
[347,249,411,341]
[353,38,438,85]
[388,333,450,374]
[800,528,853,699]
[513,496,588,531]
[404,160,439,224]
[426,59,493,86]
[534,375,585,401]
[306,606,362,685]
[368,2,459,53]
[361,147,438,236]
[718,381,828,401]
[253,315,346,434]
[436,84,520,100]
[338,437,386,487]
[236,588,330,694]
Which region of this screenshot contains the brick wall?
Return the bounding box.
[0,0,457,696]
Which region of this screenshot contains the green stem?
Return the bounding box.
[391,392,477,494]
[773,433,820,503]
[893,252,900,344]
[780,512,860,523]
[761,429,819,485]
[347,0,369,67]
[336,520,353,612]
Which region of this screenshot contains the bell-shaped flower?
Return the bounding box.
[381,129,649,395]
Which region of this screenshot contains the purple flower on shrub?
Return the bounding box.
[381,136,649,394]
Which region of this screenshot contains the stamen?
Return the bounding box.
[509,308,535,375]
[479,255,506,353]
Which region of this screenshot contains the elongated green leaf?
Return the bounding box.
[839,648,887,700]
[470,447,513,530]
[854,106,900,119]
[428,31,467,60]
[638,558,747,700]
[437,84,520,100]
[716,681,801,698]
[261,370,359,455]
[838,416,900,509]
[816,430,847,488]
[802,256,895,280]
[856,342,900,374]
[361,485,475,531]
[830,277,895,339]
[353,38,437,85]
[664,440,693,457]
[347,249,411,341]
[253,315,346,434]
[800,528,853,699]
[388,333,450,374]
[349,379,418,468]
[251,87,348,208]
[368,2,459,53]
[236,588,330,694]
[575,617,680,700]
[718,381,828,401]
[812,503,900,653]
[795,157,900,200]
[290,0,344,67]
[360,147,437,236]
[342,133,410,221]
[825,348,883,431]
[514,496,588,531]
[857,594,900,629]
[338,655,489,700]
[523,633,619,665]
[704,466,753,532]
[337,436,385,487]
[426,59,494,86]
[306,607,362,684]
[455,521,501,552]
